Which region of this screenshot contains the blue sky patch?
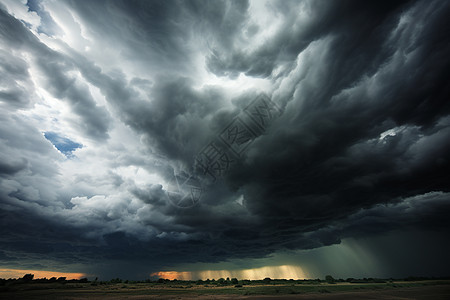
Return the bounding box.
[26,0,61,36]
[44,132,82,157]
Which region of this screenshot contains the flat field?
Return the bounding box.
[1,280,449,299]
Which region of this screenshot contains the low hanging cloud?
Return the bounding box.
[0,0,449,279]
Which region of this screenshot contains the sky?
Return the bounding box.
[0,0,449,281]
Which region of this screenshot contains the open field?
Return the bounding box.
[1,280,449,299]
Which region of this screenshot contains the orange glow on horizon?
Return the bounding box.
[0,268,86,280]
[151,271,193,280]
[152,265,309,281]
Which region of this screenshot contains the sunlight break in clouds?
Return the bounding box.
[153,265,308,281]
[0,269,85,280]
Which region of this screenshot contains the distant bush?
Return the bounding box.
[57,277,66,283]
[110,278,122,283]
[22,274,34,282]
[325,275,335,284]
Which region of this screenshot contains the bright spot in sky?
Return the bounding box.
[152,265,308,281]
[0,269,86,280]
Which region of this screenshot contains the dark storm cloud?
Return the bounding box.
[176,0,449,260]
[223,0,450,227]
[65,0,250,74]
[1,0,450,279]
[206,0,411,78]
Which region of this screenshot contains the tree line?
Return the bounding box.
[1,273,448,287]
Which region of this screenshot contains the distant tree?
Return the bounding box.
[325,275,335,284]
[22,274,34,282]
[231,278,238,284]
[217,278,225,284]
[157,278,164,284]
[57,277,66,282]
[263,277,272,283]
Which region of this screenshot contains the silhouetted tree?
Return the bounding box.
[22,274,34,282]
[110,278,122,283]
[231,278,238,284]
[325,275,335,284]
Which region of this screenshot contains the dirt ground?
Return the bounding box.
[1,284,450,300]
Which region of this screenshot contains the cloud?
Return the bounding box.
[0,0,449,279]
[0,7,111,140]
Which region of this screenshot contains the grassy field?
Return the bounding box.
[1,280,449,299]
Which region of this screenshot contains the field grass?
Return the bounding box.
[1,280,449,299]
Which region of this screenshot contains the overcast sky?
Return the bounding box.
[1,0,449,280]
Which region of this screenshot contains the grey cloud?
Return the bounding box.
[224,0,450,224]
[0,7,111,140]
[26,0,62,36]
[206,0,410,78]
[328,191,450,240]
[69,49,231,169]
[65,0,197,74]
[0,48,35,109]
[0,158,28,177]
[65,0,249,76]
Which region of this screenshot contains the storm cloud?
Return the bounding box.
[0,0,449,279]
